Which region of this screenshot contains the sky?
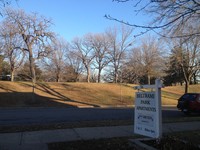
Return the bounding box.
[9,0,151,41]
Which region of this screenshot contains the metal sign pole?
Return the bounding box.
[155,79,162,139]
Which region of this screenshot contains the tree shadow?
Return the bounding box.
[0,92,77,108]
[36,83,71,101]
[0,84,16,92]
[36,83,99,107]
[10,82,99,108]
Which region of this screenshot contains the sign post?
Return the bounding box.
[134,79,163,139]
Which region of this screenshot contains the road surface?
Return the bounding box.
[0,107,183,126]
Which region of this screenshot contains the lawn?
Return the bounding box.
[0,81,199,107]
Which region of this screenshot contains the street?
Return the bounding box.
[0,107,183,126]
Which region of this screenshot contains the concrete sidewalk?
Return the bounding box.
[0,121,200,150]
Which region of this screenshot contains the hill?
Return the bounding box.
[0,81,198,108]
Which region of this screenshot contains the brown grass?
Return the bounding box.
[0,81,134,107]
[0,81,199,107]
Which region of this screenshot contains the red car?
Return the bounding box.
[177,93,200,114]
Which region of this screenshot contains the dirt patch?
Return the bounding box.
[142,136,200,150]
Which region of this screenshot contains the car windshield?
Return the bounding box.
[180,94,198,101]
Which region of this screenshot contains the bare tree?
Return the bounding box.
[0,55,4,75]
[108,0,200,37]
[71,35,95,83]
[171,36,200,93]
[0,19,25,81]
[139,35,165,84]
[0,0,18,6]
[122,47,145,84]
[88,33,110,83]
[106,25,133,83]
[42,37,68,82]
[123,35,164,84]
[65,50,84,82]
[0,0,18,15]
[4,8,55,84]
[3,8,54,103]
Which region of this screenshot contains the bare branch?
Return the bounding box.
[108,0,200,38]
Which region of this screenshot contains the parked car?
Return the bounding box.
[177,93,200,114]
[0,75,11,81]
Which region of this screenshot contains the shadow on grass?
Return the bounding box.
[36,83,99,107]
[0,82,99,108]
[0,84,16,92]
[0,92,77,108]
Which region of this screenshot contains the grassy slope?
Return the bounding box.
[0,81,199,107]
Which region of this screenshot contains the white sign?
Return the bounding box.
[134,79,162,138]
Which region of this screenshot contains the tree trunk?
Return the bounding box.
[114,66,118,83]
[56,70,61,82]
[10,67,15,82]
[193,73,197,84]
[11,70,14,82]
[148,74,151,85]
[97,68,102,83]
[29,57,36,83]
[86,67,90,83]
[184,80,189,93]
[182,66,190,94]
[114,74,118,83]
[56,76,59,82]
[29,49,36,103]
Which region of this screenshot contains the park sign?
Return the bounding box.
[134,92,158,138]
[134,79,163,138]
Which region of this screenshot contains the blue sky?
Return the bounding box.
[11,0,151,41]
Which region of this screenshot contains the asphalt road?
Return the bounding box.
[0,107,183,126]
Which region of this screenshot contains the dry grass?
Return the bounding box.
[0,81,134,107]
[0,81,199,107]
[161,85,200,105]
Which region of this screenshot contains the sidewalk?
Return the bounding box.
[0,121,200,150]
